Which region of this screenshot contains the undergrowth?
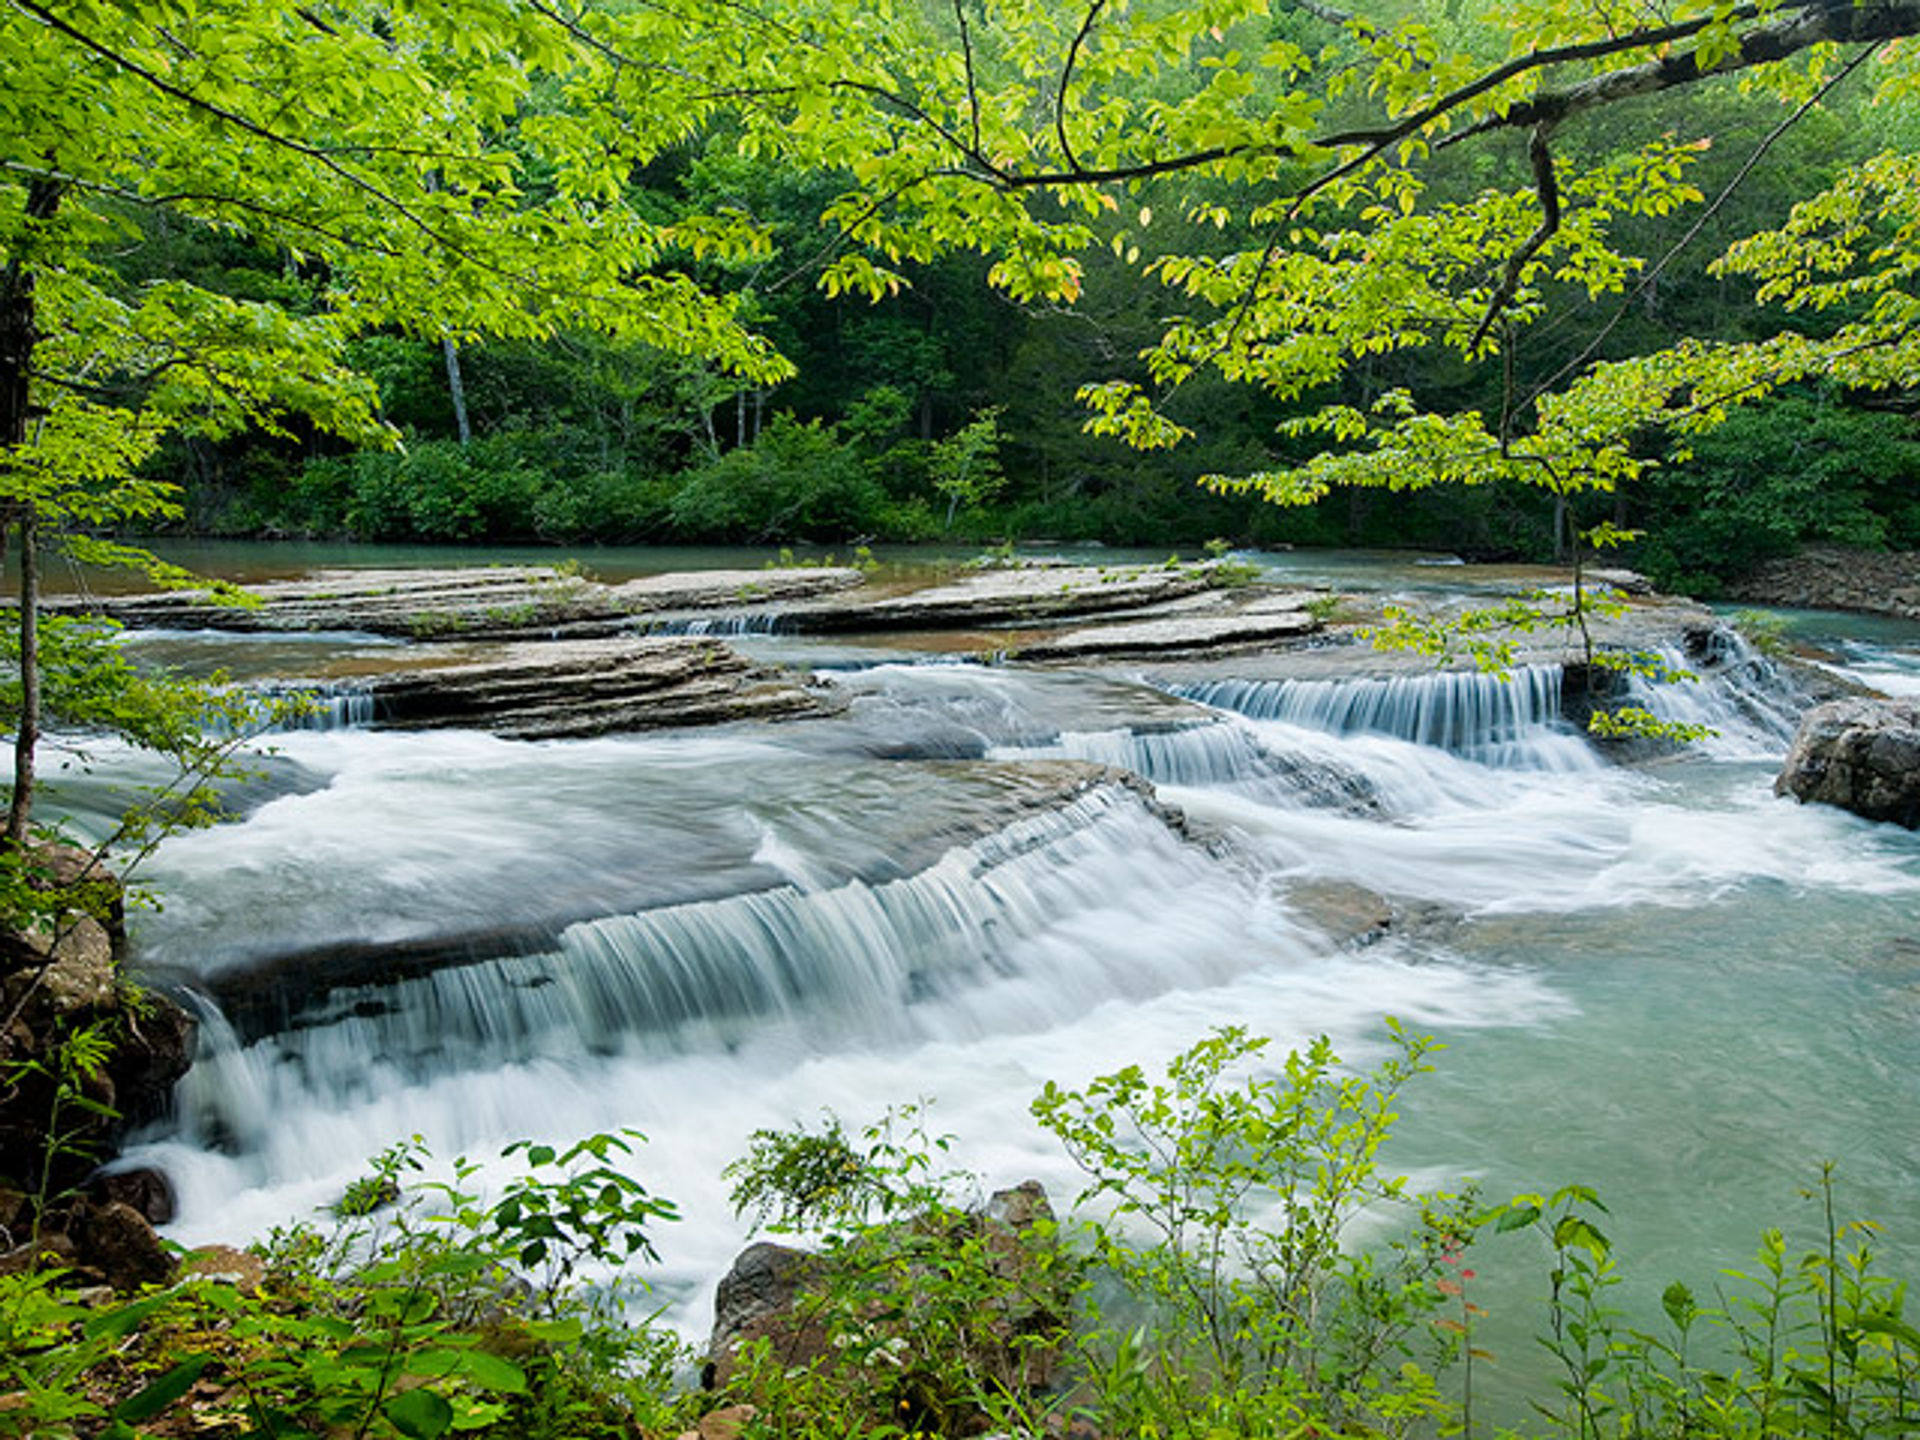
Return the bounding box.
[3,1028,1914,1440]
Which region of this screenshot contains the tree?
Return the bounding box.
[0,0,794,856]
[639,0,1920,658]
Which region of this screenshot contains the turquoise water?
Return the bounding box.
[44,545,1916,1400]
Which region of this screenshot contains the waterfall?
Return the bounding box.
[173,785,1287,1149]
[644,611,788,637]
[1620,635,1806,758]
[1166,665,1594,770]
[992,722,1382,813]
[225,681,379,734]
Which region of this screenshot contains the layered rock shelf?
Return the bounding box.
[781,561,1220,632]
[1729,545,1920,621]
[358,635,834,740]
[1013,591,1322,660]
[53,565,871,640]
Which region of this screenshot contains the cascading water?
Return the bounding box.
[1165,664,1598,771]
[78,559,1918,1372]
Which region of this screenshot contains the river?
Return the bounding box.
[39,543,1920,1395]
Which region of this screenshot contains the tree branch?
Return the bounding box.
[1438,0,1920,145]
[1470,122,1560,350]
[1057,0,1109,177]
[953,0,984,157]
[1519,41,1876,412]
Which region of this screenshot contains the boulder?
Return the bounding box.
[1776,698,1920,828]
[78,1200,177,1291]
[92,1166,177,1226]
[705,1182,1071,1418]
[704,1241,827,1390]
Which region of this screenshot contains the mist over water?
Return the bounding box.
[73,557,1920,1359]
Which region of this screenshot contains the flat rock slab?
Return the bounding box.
[53,566,870,640]
[61,566,626,639]
[790,562,1217,632]
[1014,601,1320,661]
[361,635,833,740]
[1776,697,1920,827]
[612,567,865,612]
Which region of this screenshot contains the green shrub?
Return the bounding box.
[668,414,888,541]
[1633,394,1920,594]
[0,1133,694,1440]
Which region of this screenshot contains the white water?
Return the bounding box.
[68,587,1920,1369]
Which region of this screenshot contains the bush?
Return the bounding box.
[0,1133,693,1440]
[668,414,889,542]
[1632,394,1920,594]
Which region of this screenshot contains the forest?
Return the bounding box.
[7,0,1920,596]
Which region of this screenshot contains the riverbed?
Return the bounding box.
[38,542,1920,1394]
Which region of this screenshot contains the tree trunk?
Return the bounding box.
[6,507,38,845]
[442,336,472,446]
[0,181,63,847]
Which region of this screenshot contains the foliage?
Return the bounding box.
[1630,394,1920,596]
[0,1017,116,1247]
[669,414,893,542]
[1032,1023,1467,1439]
[6,1034,1920,1440]
[0,1132,692,1440]
[1501,1168,1920,1440]
[721,1106,1079,1437]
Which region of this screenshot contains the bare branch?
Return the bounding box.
[1057,0,1108,176]
[954,0,983,157]
[1471,122,1561,350]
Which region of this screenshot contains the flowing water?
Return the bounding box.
[43,546,1920,1397]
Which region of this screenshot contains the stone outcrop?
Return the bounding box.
[791,561,1219,632]
[705,1181,1070,1428]
[613,567,865,614]
[52,565,871,641]
[58,566,627,639]
[357,636,837,740]
[1,846,192,1286]
[1014,592,1321,661]
[1775,698,1920,827]
[1728,546,1920,621]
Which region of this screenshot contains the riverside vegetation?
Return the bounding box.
[4,1025,1916,1440]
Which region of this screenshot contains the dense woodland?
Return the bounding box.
[94,21,1920,595]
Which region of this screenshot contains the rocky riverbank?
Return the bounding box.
[1726,545,1920,619]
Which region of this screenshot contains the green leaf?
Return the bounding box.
[386,1387,455,1440]
[1496,1203,1541,1233]
[113,1355,210,1423]
[84,1294,167,1342]
[454,1351,528,1394]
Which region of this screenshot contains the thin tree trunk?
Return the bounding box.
[442,336,472,446]
[0,181,63,847]
[6,507,38,844]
